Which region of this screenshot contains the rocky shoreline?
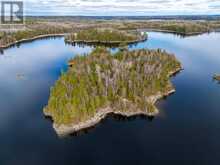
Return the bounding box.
[44,66,182,137]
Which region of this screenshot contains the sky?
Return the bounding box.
[22,0,220,16]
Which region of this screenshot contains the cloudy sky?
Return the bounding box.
[23,0,220,16]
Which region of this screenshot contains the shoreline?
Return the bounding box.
[1,28,217,50]
[0,33,67,49]
[44,66,182,137]
[65,36,148,45]
[139,28,207,36]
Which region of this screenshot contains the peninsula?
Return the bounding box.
[44,47,181,136]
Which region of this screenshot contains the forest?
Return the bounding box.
[118,21,220,34]
[1,18,220,48]
[44,47,181,125]
[65,29,143,43]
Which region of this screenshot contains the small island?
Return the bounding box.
[65,29,147,45]
[44,47,181,136]
[213,74,220,82]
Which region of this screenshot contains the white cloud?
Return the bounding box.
[23,0,220,15]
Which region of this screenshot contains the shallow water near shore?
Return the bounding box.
[0,32,220,164]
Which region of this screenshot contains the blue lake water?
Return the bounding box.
[0,32,220,164]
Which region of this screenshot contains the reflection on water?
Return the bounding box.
[0,32,220,165]
[69,114,155,137]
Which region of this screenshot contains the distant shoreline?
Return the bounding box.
[1,29,217,50]
[139,28,207,36]
[0,33,67,49]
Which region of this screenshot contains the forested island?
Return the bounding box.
[44,47,181,136]
[65,29,147,45]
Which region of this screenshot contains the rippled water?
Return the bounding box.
[0,32,220,165]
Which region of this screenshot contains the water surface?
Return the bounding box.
[0,32,220,165]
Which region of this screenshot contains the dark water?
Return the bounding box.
[0,32,220,165]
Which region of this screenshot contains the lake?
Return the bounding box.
[0,32,220,165]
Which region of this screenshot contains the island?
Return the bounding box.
[213,74,220,82]
[44,47,182,136]
[65,29,147,45]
